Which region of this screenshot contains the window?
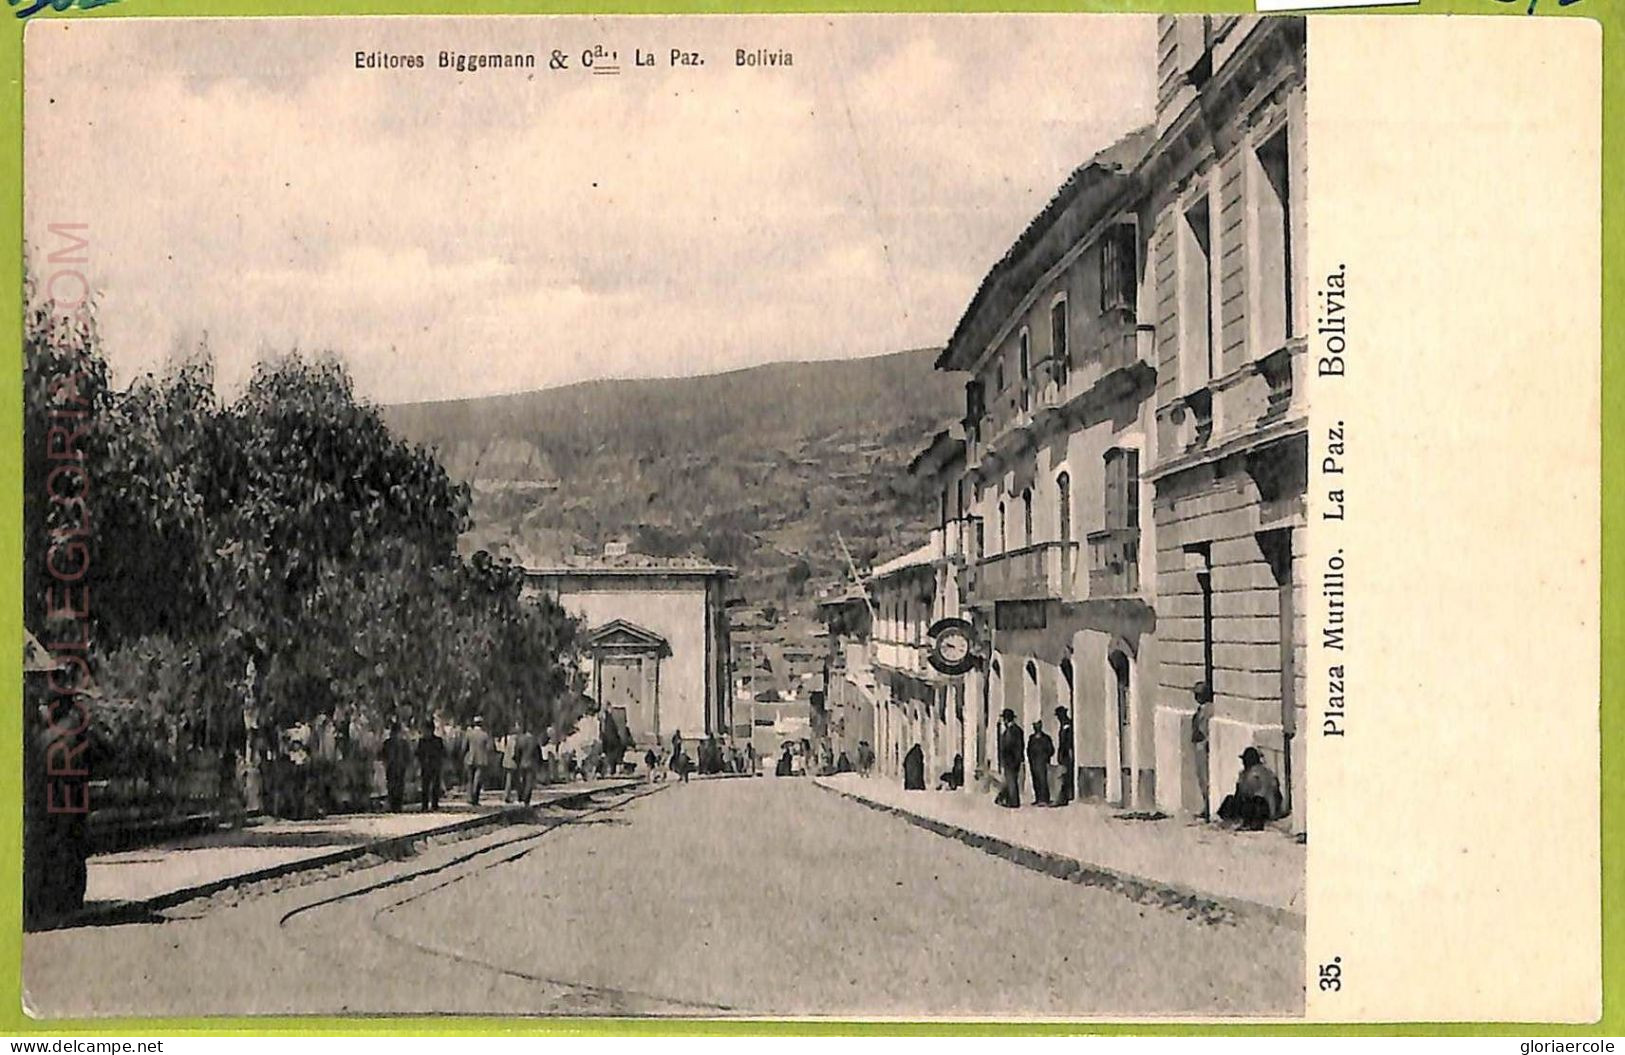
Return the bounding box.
[965,379,984,425]
[1050,298,1070,378]
[1255,128,1294,352]
[1022,488,1034,546]
[1018,329,1031,412]
[1183,194,1215,385]
[995,356,1005,395]
[998,500,1007,553]
[1057,471,1072,544]
[1103,448,1140,531]
[1100,224,1138,315]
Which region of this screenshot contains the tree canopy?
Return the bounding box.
[23,286,582,768]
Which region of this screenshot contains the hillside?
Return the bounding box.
[382,349,964,602]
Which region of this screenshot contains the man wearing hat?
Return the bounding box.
[995,708,1025,808]
[1218,746,1284,831]
[463,716,494,806]
[1190,682,1214,819]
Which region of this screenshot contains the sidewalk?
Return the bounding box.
[81,778,639,916]
[815,773,1304,927]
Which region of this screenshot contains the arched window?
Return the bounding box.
[1057,471,1072,544]
[998,500,1008,553]
[1022,488,1034,546]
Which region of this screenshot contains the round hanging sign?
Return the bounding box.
[927,617,979,676]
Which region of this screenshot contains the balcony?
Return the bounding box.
[969,540,1079,604]
[981,385,1036,464]
[1095,305,1141,373]
[1155,336,1306,471]
[930,517,982,565]
[1087,527,1141,598]
[872,637,933,678]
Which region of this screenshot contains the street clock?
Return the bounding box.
[927,617,979,676]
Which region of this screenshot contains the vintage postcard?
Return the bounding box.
[12,10,1603,1027]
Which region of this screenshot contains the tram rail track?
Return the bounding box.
[275,781,730,1015]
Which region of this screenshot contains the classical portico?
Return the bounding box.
[584,618,671,748]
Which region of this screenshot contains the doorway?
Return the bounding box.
[1110,650,1132,807]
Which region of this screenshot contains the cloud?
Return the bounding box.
[24,14,1155,404]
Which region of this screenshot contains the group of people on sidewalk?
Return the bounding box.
[991,706,1076,808]
[891,682,1286,833]
[255,695,652,819]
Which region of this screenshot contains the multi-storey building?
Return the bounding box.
[934,126,1163,809]
[1142,16,1308,830]
[866,540,948,780]
[855,15,1307,831]
[814,589,876,764]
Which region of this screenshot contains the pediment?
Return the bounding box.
[585,618,670,653]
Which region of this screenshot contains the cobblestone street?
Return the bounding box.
[25,778,1302,1019]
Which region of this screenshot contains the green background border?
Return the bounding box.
[0,0,1616,1035]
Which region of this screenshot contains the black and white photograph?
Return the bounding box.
[24,11,1312,1019]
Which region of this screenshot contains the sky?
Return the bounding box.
[24,15,1155,404]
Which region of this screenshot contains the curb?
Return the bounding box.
[815,780,1304,931]
[65,779,640,928]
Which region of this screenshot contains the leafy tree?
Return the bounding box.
[22,283,582,789]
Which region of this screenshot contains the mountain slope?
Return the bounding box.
[382,349,963,599]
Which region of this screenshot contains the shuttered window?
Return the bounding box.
[1103,448,1141,530]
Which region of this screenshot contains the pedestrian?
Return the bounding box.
[416,719,445,811]
[745,742,758,775]
[670,731,685,779]
[514,723,540,805]
[464,715,494,805]
[382,720,412,812]
[1053,706,1075,806]
[602,712,626,777]
[995,709,1024,808]
[857,740,874,776]
[937,753,964,790]
[288,719,312,819]
[501,722,522,802]
[645,747,661,783]
[540,729,559,785]
[902,743,926,790]
[1027,719,1054,806]
[1191,681,1214,819]
[1218,747,1284,830]
[775,744,793,777]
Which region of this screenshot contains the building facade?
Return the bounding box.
[1142,15,1308,830]
[857,15,1307,832]
[935,126,1163,809]
[524,555,734,750]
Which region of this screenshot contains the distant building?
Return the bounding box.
[816,589,877,764]
[524,552,734,749]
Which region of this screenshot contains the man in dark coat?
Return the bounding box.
[996,709,1024,808]
[902,743,926,790]
[1218,747,1284,830]
[382,721,413,812]
[1053,706,1075,805]
[416,719,445,811]
[1027,720,1054,806]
